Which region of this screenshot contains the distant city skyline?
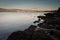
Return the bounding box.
[0,0,60,11]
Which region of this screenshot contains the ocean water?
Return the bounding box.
[0,12,45,40]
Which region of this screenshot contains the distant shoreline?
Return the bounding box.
[0,8,57,12]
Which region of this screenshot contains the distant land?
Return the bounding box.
[0,8,57,12]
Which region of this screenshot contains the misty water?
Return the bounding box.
[0,12,45,40]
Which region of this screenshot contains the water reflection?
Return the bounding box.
[0,12,45,40]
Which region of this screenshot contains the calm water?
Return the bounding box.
[0,12,45,40]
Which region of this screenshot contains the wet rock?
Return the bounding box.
[7,7,60,40]
[24,25,37,32]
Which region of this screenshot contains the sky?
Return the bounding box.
[0,0,60,10]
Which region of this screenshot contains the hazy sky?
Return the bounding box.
[0,0,60,10]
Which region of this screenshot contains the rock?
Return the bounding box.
[7,7,60,40]
[24,25,37,32]
[7,31,54,40]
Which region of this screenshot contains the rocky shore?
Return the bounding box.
[7,7,60,40]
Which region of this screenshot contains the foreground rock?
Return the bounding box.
[7,7,60,40]
[7,31,54,40]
